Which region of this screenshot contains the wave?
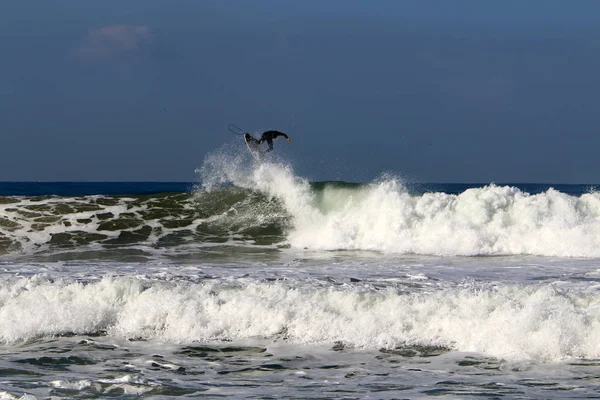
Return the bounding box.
[291,181,600,257]
[1,148,600,258]
[198,150,600,257]
[2,275,600,362]
[0,189,289,257]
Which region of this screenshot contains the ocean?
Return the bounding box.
[2,151,600,399]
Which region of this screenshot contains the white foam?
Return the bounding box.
[0,393,35,400]
[0,394,36,400]
[0,276,143,342]
[200,154,600,257]
[3,276,600,362]
[50,380,93,390]
[292,182,600,257]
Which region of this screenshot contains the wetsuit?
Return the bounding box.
[258,130,289,152]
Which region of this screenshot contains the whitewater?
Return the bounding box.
[2,149,600,398]
[200,149,600,257]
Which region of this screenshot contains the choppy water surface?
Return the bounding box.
[2,257,600,399]
[4,335,600,399]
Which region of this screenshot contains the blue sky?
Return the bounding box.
[1,0,599,183]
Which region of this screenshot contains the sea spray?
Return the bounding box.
[197,146,314,241]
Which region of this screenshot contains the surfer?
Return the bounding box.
[257,130,291,152]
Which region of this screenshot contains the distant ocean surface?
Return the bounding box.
[2,152,600,399]
[0,182,193,197]
[0,181,595,196]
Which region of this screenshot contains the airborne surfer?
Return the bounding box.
[230,124,291,156]
[256,130,291,152]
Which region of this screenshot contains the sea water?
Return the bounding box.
[1,151,600,399]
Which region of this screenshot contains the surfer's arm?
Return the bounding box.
[273,131,290,141]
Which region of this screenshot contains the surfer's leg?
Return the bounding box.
[266,139,274,152]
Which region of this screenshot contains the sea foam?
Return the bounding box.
[290,182,600,257]
[198,151,600,257]
[1,275,600,362]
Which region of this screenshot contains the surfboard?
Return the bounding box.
[244,134,263,161]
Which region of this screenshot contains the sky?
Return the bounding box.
[1,0,600,183]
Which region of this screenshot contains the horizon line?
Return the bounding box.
[0,181,598,185]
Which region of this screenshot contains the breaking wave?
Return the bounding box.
[1,148,599,258]
[2,275,600,362]
[198,150,600,257]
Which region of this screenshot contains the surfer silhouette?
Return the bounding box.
[256,130,291,152]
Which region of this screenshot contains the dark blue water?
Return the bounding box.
[0,182,194,196]
[0,182,597,197]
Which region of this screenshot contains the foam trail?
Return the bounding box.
[2,276,600,362]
